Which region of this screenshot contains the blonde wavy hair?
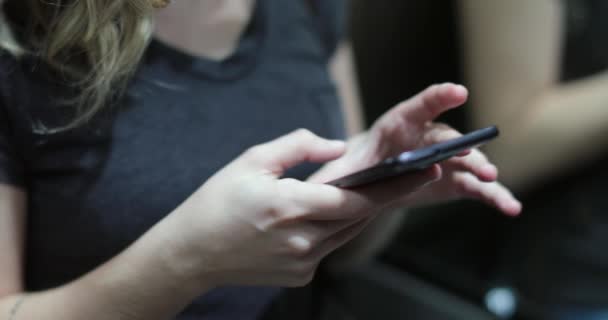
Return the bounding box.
[0,0,156,129]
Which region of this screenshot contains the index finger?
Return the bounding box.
[395,83,468,124]
[422,123,471,156]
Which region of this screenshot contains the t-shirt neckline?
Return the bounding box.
[146,0,267,81]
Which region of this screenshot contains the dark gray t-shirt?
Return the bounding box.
[0,0,345,318]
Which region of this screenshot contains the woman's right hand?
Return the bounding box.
[165,129,440,289]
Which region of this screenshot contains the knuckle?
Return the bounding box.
[293,128,315,141]
[449,157,467,169]
[264,205,283,223]
[377,118,400,139]
[276,179,297,198]
[267,207,312,230]
[278,177,300,188]
[243,145,266,161]
[316,185,346,210]
[286,235,314,257]
[454,174,472,194]
[433,122,451,130]
[428,84,443,101]
[440,129,461,141]
[275,182,306,218]
[294,128,313,136]
[264,198,291,224]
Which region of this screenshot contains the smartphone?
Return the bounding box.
[326,125,499,188]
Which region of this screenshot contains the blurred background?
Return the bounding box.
[323,0,608,319]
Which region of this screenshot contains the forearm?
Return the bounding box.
[479,71,608,190]
[1,215,210,320]
[459,0,608,190]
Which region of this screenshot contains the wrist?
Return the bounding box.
[150,211,218,295]
[58,214,216,320]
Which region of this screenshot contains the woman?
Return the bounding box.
[0,0,520,319]
[459,0,608,318]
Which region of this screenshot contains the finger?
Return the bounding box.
[393,83,468,124]
[424,122,462,143]
[282,219,363,255]
[300,165,442,220]
[423,123,470,157]
[280,165,441,221]
[454,172,522,216]
[309,217,373,261]
[421,123,471,157]
[446,149,498,182]
[354,164,442,207]
[276,178,370,220]
[244,129,346,176]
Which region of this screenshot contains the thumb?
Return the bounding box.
[244,129,346,177]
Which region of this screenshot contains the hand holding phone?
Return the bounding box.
[326,126,499,188]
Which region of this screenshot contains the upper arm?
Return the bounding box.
[458,0,564,127]
[0,184,26,296]
[330,41,366,136]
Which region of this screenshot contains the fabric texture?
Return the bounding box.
[0,0,346,319]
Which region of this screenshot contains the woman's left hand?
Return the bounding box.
[308,83,522,216]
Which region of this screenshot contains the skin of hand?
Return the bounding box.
[166,129,441,289]
[308,83,522,217]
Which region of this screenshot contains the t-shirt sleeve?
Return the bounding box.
[0,57,26,187]
[308,0,348,56]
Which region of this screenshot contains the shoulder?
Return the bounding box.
[302,0,348,55]
[0,50,39,121]
[0,50,26,111]
[0,50,21,85]
[0,50,41,103]
[0,49,66,134]
[0,49,33,186]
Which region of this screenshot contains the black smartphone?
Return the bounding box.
[326,126,499,188]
